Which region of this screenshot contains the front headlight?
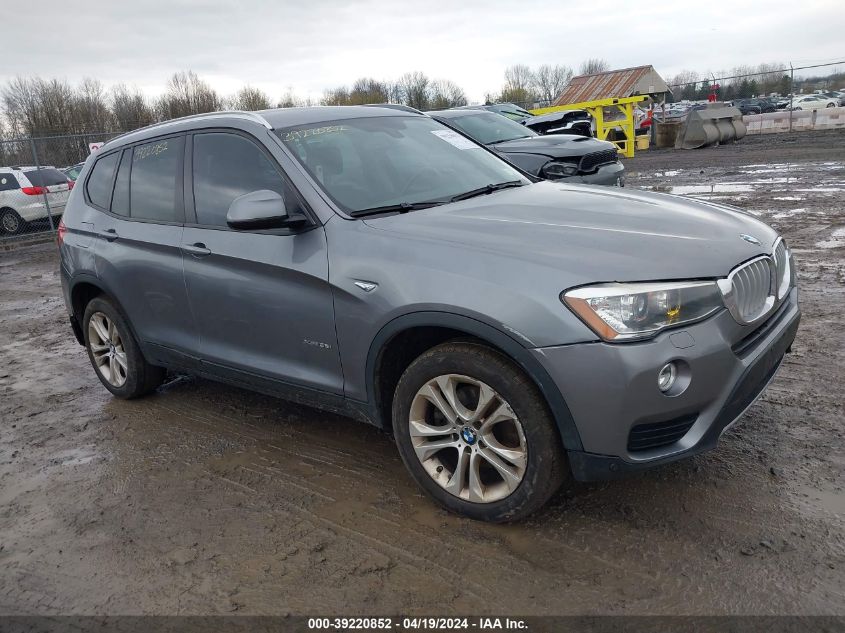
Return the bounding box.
[542,160,580,179]
[562,281,723,342]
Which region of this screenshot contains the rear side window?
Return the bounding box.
[129,137,184,223]
[0,173,18,191]
[111,150,131,217]
[86,152,119,209]
[24,168,68,187]
[192,132,287,227]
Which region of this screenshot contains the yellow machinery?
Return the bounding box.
[530,96,648,158]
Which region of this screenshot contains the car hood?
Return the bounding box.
[491,135,614,159]
[362,181,779,284]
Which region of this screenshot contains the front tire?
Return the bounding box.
[392,342,567,522]
[82,296,165,399]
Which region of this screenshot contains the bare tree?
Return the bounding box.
[74,78,114,132]
[231,85,272,111]
[397,71,430,110]
[499,64,536,105]
[321,86,350,106]
[349,77,389,104]
[428,79,467,110]
[279,88,308,108]
[666,69,700,89]
[532,64,573,103]
[578,58,610,75]
[111,84,155,132]
[156,71,222,120]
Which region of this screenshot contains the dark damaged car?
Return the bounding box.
[465,102,593,136]
[430,108,624,186]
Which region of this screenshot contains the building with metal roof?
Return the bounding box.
[553,65,671,106]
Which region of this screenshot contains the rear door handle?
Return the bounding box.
[182,242,211,257]
[98,228,118,241]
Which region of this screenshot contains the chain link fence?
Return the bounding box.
[0,132,119,247]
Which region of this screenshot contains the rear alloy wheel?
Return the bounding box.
[0,208,24,234]
[88,311,129,388]
[83,296,165,398]
[392,342,567,522]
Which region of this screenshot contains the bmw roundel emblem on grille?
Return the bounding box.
[740,234,762,246]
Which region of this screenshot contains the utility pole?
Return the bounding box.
[789,62,794,133]
[29,138,56,233]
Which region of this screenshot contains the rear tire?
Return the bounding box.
[82,296,165,399]
[392,342,567,522]
[0,208,25,235]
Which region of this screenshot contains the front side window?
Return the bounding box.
[278,116,528,214]
[86,152,119,209]
[443,112,536,145]
[192,132,287,227]
[129,136,184,223]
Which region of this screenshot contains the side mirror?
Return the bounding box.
[226,190,306,231]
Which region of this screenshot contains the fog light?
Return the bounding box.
[658,362,677,392]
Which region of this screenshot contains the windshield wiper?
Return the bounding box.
[450,180,525,202]
[351,201,444,217]
[488,136,532,144]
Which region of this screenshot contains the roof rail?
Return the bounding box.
[104,110,273,147]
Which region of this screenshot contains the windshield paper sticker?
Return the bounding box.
[282,125,347,142]
[431,130,478,150]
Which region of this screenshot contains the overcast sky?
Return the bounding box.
[6,0,843,103]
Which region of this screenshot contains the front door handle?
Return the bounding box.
[182,242,211,257]
[98,228,118,241]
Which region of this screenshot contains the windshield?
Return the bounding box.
[278,116,528,214]
[443,111,537,145]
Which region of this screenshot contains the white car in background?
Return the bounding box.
[0,166,72,234]
[791,95,839,110]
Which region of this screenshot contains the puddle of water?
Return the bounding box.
[773,196,805,201]
[48,446,100,467]
[643,184,754,195]
[772,208,807,219]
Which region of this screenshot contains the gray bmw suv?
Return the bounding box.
[58,106,800,522]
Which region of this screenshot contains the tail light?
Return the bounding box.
[67,180,75,190]
[21,186,47,195]
[57,219,67,247]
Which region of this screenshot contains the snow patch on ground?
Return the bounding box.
[815,227,845,249]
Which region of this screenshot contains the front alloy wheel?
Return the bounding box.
[409,374,527,503]
[392,342,567,522]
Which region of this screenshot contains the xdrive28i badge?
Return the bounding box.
[740,234,762,245]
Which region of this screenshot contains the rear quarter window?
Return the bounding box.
[0,173,19,191]
[86,152,120,209]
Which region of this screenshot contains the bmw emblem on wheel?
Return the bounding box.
[740,233,762,245]
[461,427,478,445]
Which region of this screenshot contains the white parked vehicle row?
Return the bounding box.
[0,166,72,234]
[791,94,840,110]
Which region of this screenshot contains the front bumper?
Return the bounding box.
[567,161,625,187]
[531,288,800,481]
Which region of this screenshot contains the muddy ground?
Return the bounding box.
[1,129,843,616]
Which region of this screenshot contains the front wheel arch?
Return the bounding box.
[366,311,584,452]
